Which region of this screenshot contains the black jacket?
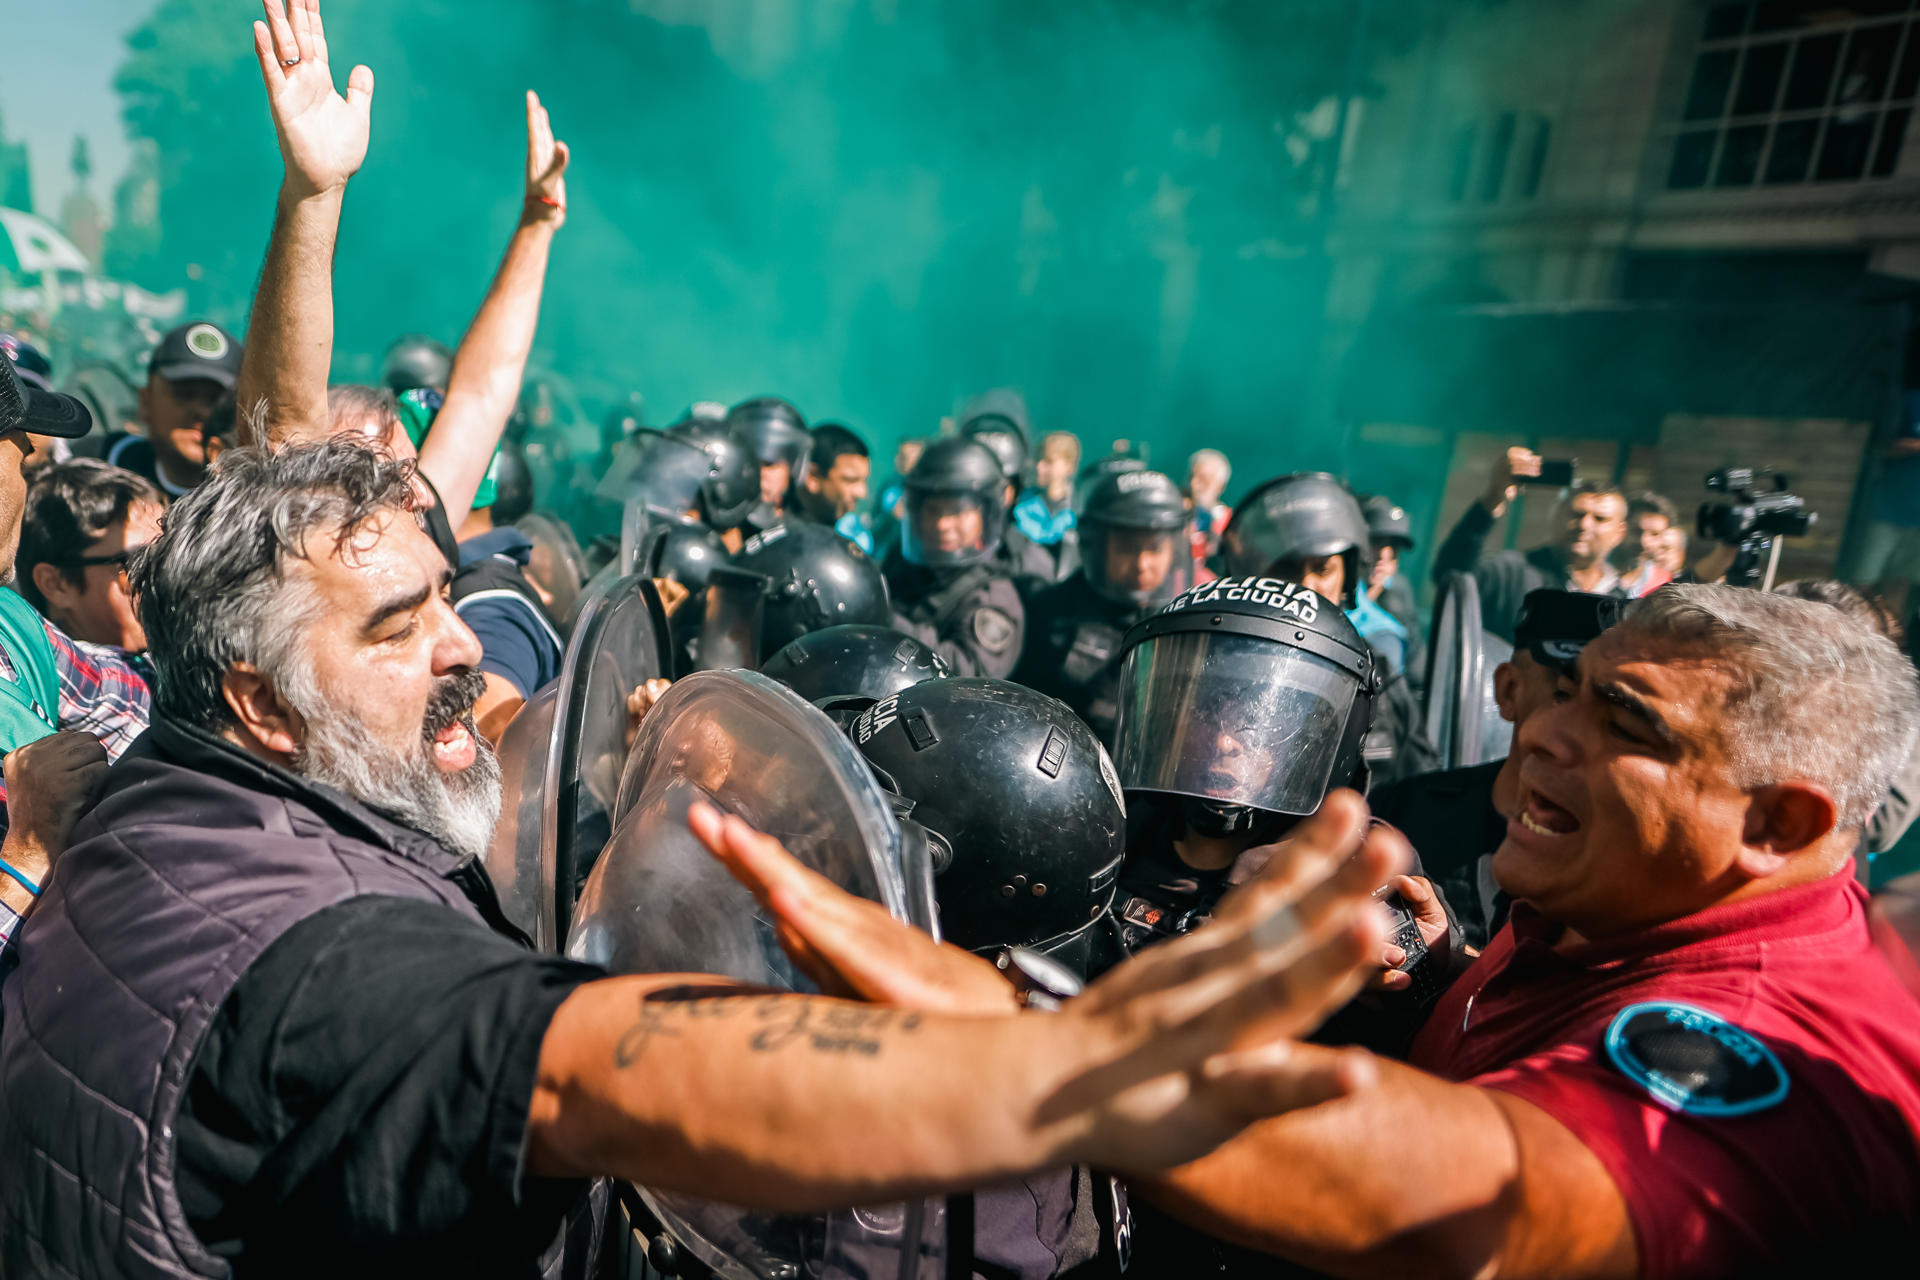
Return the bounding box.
[1430,502,1622,643]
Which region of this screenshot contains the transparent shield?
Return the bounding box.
[900,490,1005,568]
[1079,520,1192,606]
[694,566,769,672]
[569,669,942,1279]
[594,429,714,519]
[1113,632,1359,815]
[545,572,675,946]
[1423,574,1514,770]
[514,514,587,640]
[479,682,559,950]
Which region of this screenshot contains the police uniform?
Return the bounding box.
[1018,468,1195,747]
[884,552,1027,679]
[885,438,1030,679]
[1016,573,1143,749]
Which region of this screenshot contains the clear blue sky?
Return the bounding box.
[0,0,157,218]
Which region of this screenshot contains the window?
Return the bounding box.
[1443,111,1553,204]
[1666,2,1918,190]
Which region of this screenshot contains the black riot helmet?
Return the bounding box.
[1221,473,1372,607]
[1362,494,1414,552]
[1113,577,1380,842]
[960,412,1029,486]
[667,421,761,529]
[380,334,453,394]
[728,521,894,651]
[1079,468,1193,607]
[1073,453,1150,510]
[597,427,759,531]
[642,516,731,591]
[761,624,950,706]
[847,678,1126,969]
[901,438,1010,568]
[727,395,811,475]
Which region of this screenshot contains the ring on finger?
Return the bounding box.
[282,57,302,67]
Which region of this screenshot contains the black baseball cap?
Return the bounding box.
[148,321,243,387]
[1513,589,1632,676]
[0,353,93,439]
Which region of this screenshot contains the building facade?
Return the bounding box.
[1325,0,1920,586]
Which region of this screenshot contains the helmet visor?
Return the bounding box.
[595,432,712,519]
[1081,521,1192,606]
[901,489,1005,567]
[1114,633,1357,815]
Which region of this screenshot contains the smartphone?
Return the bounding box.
[1522,458,1576,487]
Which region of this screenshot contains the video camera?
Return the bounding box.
[1697,468,1817,590]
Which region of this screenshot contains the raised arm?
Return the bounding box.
[414,93,569,532]
[524,801,1395,1210]
[234,0,373,447]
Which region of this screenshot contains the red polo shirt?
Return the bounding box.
[1410,873,1920,1279]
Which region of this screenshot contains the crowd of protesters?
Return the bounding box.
[2,3,1920,1278]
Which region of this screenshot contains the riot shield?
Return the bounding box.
[571,669,943,1280]
[514,513,587,639]
[548,571,677,946]
[1423,573,1514,770]
[480,682,560,949]
[693,566,769,672]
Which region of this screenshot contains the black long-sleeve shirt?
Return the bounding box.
[1429,501,1621,643]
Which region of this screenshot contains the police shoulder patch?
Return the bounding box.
[1603,1002,1789,1117]
[972,606,1017,654]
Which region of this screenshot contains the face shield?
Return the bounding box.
[901,487,1005,568]
[1081,519,1192,606]
[1113,632,1362,816]
[594,431,715,521]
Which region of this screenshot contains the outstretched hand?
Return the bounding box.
[252,0,373,199]
[688,802,1019,1014]
[524,91,570,226]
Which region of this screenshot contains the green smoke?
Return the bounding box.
[113,0,1422,484]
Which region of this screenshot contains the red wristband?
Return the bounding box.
[528,194,563,208]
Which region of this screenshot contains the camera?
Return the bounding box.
[1698,468,1818,590]
[1697,468,1816,544]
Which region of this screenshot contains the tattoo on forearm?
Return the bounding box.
[613,987,923,1068]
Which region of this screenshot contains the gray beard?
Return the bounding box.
[295,706,503,862]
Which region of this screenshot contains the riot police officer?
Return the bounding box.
[599,421,759,545]
[882,438,1028,679]
[1014,468,1192,748]
[846,677,1133,1278]
[1222,473,1437,785]
[703,520,893,664]
[962,413,1063,588]
[726,395,811,534]
[1093,575,1382,974]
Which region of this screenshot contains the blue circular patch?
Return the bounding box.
[1603,1002,1789,1117]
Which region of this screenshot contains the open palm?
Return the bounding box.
[252,0,373,197]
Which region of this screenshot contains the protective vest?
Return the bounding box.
[0,717,602,1277]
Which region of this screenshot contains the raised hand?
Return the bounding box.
[523,90,570,226]
[252,0,374,199]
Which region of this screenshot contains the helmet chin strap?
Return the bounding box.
[1181,797,1294,844]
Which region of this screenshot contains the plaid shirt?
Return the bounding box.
[0,619,153,833]
[0,621,149,950]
